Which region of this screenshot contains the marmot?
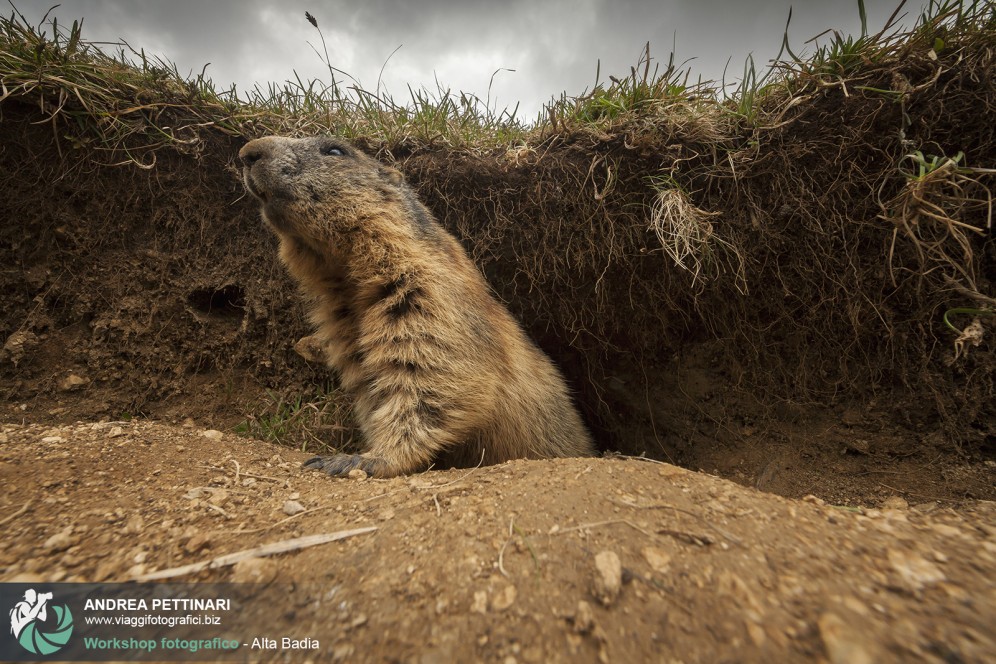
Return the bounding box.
[239,136,594,477]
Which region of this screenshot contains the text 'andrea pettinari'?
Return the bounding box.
[83,598,231,611]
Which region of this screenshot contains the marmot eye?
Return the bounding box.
[320,146,345,157]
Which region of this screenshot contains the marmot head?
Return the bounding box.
[239,136,406,242]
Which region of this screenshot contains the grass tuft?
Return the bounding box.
[235,386,356,455]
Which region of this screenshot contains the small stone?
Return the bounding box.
[58,374,87,392]
[124,514,144,534]
[592,551,622,606]
[184,533,211,554]
[231,558,278,585]
[818,612,877,664]
[888,548,945,591]
[573,600,596,634]
[126,564,147,579]
[641,546,671,573]
[107,426,125,438]
[44,527,75,552]
[881,496,908,510]
[283,500,306,516]
[207,489,229,506]
[40,436,63,444]
[471,590,488,614]
[492,585,517,612]
[347,468,368,480]
[202,429,223,440]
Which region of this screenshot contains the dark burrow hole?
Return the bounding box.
[187,285,246,319]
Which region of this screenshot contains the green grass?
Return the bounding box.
[545,43,707,126]
[2,1,993,153]
[235,385,355,454]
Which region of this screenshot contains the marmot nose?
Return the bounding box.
[239,139,271,167]
[240,146,263,167]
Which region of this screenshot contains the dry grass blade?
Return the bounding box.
[879,152,993,293]
[133,528,378,581]
[647,184,747,294]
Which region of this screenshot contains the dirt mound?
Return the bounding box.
[2,420,994,662]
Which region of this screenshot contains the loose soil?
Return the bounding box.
[2,419,995,663]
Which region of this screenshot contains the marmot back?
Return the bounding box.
[239,136,595,477]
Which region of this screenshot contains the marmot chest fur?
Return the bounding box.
[239,136,594,477]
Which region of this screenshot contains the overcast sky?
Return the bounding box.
[14,1,915,121]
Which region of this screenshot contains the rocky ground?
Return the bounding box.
[2,419,995,663]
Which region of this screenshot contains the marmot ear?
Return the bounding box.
[380,166,404,185]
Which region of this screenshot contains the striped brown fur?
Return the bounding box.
[239,136,594,477]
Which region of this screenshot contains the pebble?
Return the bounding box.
[887,548,946,591]
[184,532,212,554]
[283,500,306,516]
[573,600,596,634]
[593,551,622,606]
[881,496,909,510]
[492,585,517,612]
[231,558,278,585]
[124,514,144,534]
[58,374,87,392]
[44,527,75,552]
[641,547,671,573]
[202,430,224,440]
[471,591,488,614]
[818,612,877,664]
[207,489,229,506]
[126,564,147,579]
[348,468,368,480]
